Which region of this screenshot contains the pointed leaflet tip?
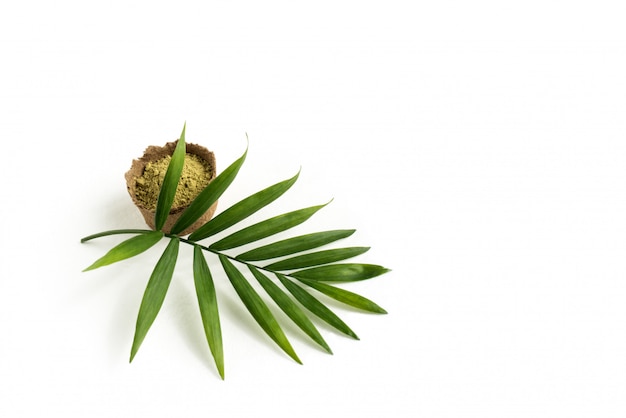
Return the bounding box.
[179,122,187,144]
[242,132,250,154]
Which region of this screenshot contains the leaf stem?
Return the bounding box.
[168,234,285,278]
[81,229,155,243]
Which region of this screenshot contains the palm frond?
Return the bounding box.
[81,123,390,379]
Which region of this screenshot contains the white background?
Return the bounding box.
[1,1,625,417]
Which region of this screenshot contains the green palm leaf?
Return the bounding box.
[154,124,187,230]
[130,237,179,362]
[188,171,299,242]
[295,278,387,314]
[291,263,391,282]
[82,231,163,271]
[277,274,358,339]
[193,246,224,379]
[236,229,355,261]
[249,266,331,354]
[219,255,301,364]
[170,146,248,235]
[209,203,328,251]
[81,125,391,377]
[264,247,370,271]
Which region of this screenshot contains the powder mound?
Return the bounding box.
[134,153,212,211]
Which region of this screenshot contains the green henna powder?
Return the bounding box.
[134,153,212,211]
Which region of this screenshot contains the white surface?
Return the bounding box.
[1,1,626,417]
